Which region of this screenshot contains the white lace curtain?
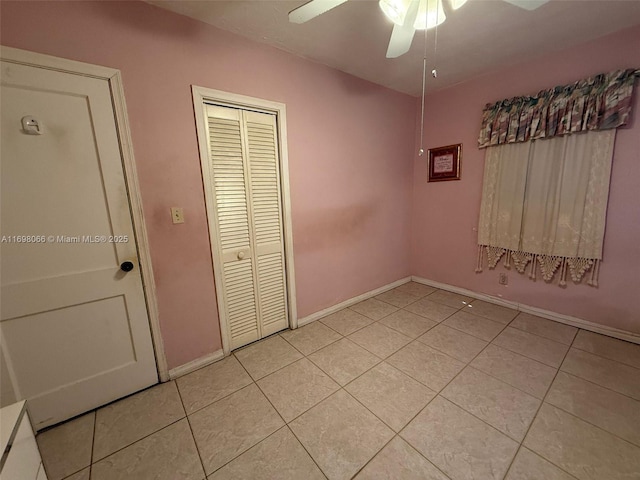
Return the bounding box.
[476,130,616,286]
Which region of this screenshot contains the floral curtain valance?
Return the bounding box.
[478,69,639,149]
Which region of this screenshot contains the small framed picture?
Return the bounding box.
[428,144,462,182]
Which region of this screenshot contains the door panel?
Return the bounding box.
[244,111,288,337]
[2,296,135,397]
[206,106,260,349]
[0,60,157,429]
[204,105,288,349]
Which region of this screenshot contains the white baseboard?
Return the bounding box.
[297,276,412,327]
[169,276,412,375]
[168,349,225,380]
[412,276,640,345]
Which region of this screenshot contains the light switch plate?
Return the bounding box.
[171,207,184,224]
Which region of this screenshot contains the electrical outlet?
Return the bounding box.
[498,273,508,285]
[170,207,184,224]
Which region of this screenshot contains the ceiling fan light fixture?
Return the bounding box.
[450,0,469,10]
[380,0,448,30]
[414,0,446,30]
[378,0,408,26]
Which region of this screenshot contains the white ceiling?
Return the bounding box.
[147,0,640,96]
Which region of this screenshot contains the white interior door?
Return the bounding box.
[204,105,288,350]
[0,60,157,430]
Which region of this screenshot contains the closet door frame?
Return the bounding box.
[192,86,298,356]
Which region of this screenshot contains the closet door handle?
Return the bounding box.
[237,251,245,260]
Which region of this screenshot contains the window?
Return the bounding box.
[475,69,638,286]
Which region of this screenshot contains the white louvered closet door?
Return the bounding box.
[243,110,288,337]
[205,105,288,350]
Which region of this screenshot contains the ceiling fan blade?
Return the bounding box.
[502,0,550,11]
[288,0,349,24]
[386,0,420,58]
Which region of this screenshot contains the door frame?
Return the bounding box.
[0,46,169,381]
[192,86,298,356]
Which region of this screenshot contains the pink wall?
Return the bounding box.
[1,1,415,368]
[2,2,637,373]
[412,25,640,334]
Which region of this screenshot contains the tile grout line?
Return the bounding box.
[234,353,327,474]
[51,411,99,480]
[197,362,286,476]
[542,395,640,451]
[553,368,640,403]
[174,380,208,479]
[568,344,640,371]
[411,337,482,364]
[89,411,97,480]
[284,425,330,479]
[207,326,596,480]
[347,315,514,479]
[287,385,395,478]
[236,305,448,479]
[500,327,581,480]
[345,327,412,360]
[443,313,512,342]
[489,340,568,370]
[61,383,189,478]
[278,327,344,357]
[234,355,330,479]
[353,286,467,327]
[384,311,512,394]
[385,312,581,478]
[253,357,338,425]
[319,317,371,336]
[543,344,640,451]
[364,433,453,480]
[348,434,400,479]
[340,372,453,480]
[234,341,306,382]
[76,294,637,479]
[376,311,441,338]
[422,323,640,447]
[351,285,456,317]
[377,289,472,332]
[69,338,429,480]
[89,417,186,470]
[374,321,508,478]
[466,313,567,398]
[178,362,253,417]
[289,336,444,479]
[305,338,384,387]
[508,313,578,346]
[228,301,575,480]
[428,297,640,371]
[499,324,574,349]
[468,352,553,400]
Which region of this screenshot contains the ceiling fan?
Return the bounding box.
[289,0,550,58]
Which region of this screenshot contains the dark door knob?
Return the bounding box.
[120,261,134,272]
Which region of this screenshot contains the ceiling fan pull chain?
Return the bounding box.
[420,0,442,155]
[419,55,427,156]
[433,0,440,78]
[418,1,429,156]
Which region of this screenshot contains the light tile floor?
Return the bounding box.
[36,282,640,480]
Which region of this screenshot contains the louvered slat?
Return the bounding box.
[246,121,283,247]
[257,252,286,327]
[223,259,258,338]
[208,116,251,253]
